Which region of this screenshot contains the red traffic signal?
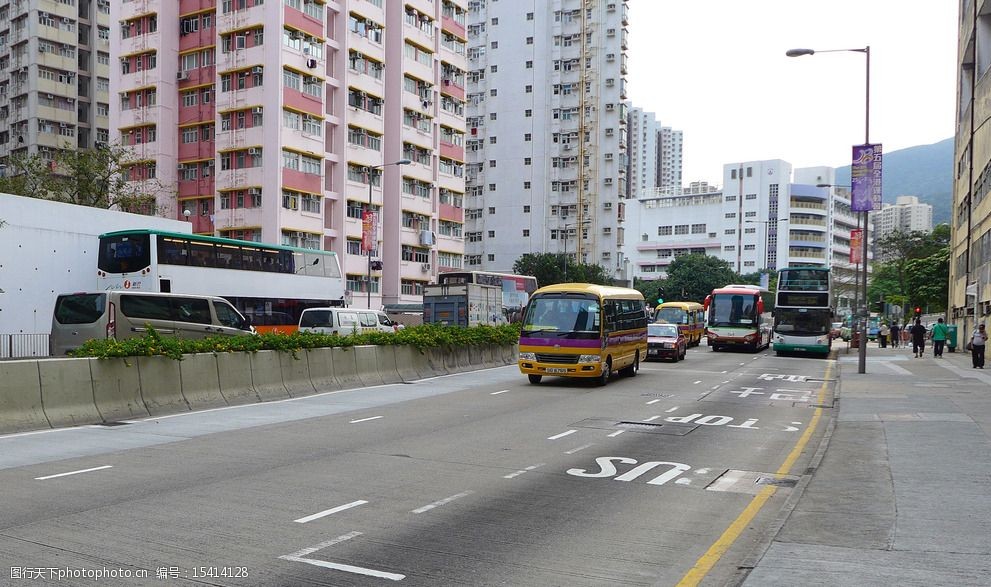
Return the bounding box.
[914,306,922,315]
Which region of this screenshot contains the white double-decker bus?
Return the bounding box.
[96,229,345,332]
[772,267,833,356]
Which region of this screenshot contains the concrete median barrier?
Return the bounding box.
[375,346,403,384]
[306,348,340,392]
[249,350,290,401]
[468,346,486,370]
[332,347,361,389]
[355,345,385,387]
[137,356,188,416]
[392,345,422,382]
[216,352,260,405]
[178,353,227,411]
[0,360,49,434]
[425,347,450,376]
[89,358,149,422]
[280,352,316,397]
[39,358,101,428]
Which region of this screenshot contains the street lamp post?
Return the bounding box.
[788,46,871,374]
[745,218,788,272]
[366,159,411,309]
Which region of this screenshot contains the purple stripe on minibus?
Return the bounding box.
[519,337,600,348]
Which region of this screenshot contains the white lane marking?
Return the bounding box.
[721,370,728,373]
[696,468,711,475]
[504,463,545,478]
[739,362,746,366]
[285,531,362,559]
[411,491,473,514]
[35,465,112,480]
[565,443,594,455]
[490,389,510,395]
[295,500,368,524]
[646,399,662,405]
[547,429,577,440]
[675,478,693,485]
[280,532,405,582]
[693,380,702,385]
[608,430,625,437]
[349,416,383,424]
[665,407,679,413]
[643,415,661,422]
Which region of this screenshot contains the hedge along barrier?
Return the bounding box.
[0,344,518,435]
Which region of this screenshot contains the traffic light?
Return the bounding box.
[914,306,922,316]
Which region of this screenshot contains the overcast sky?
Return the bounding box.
[626,1,958,184]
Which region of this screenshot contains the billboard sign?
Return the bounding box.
[851,143,882,212]
[361,210,378,253]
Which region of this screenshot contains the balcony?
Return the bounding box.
[441,15,465,39]
[439,140,463,161]
[283,167,322,194]
[440,78,465,100]
[178,176,216,199]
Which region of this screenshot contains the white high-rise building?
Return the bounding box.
[657,126,683,190]
[626,160,866,312]
[628,106,659,199]
[873,195,934,240]
[464,0,630,277]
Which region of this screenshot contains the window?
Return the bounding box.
[524,133,531,141]
[488,207,495,214]
[523,205,530,213]
[658,226,672,236]
[523,229,530,237]
[691,224,705,234]
[674,225,689,235]
[523,181,531,189]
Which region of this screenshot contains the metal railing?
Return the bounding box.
[1,334,51,359]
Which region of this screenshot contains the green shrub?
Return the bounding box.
[70,323,521,360]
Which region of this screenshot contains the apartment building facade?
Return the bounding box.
[626,160,862,312]
[627,105,658,199]
[111,0,468,309]
[463,0,630,277]
[657,125,682,190]
[0,0,111,165]
[872,195,934,240]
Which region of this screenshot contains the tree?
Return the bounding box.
[868,224,950,320]
[512,253,613,287]
[663,254,738,303]
[0,144,169,215]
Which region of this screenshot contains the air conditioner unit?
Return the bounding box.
[177,163,186,170]
[291,231,305,238]
[306,58,317,68]
[603,227,612,234]
[251,66,263,73]
[59,122,67,128]
[248,147,259,155]
[603,202,613,210]
[176,71,188,80]
[419,230,435,246]
[604,153,613,161]
[290,31,302,40]
[605,103,615,111]
[46,93,54,99]
[420,263,431,272]
[606,53,615,61]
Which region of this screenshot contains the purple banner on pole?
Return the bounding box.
[851,143,882,212]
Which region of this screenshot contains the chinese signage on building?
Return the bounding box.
[850,228,863,264]
[361,210,378,253]
[851,143,882,212]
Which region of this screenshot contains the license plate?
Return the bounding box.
[649,350,659,355]
[546,367,568,374]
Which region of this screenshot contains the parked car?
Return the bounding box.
[647,323,687,362]
[830,322,843,340]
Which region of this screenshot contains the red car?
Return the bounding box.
[647,323,687,362]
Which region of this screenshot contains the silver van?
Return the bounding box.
[51,291,254,355]
[298,308,399,335]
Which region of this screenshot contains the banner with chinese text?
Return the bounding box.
[850,228,863,264]
[851,143,882,212]
[361,211,378,253]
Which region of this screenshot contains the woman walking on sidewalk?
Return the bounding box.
[911,318,927,358]
[971,324,988,368]
[931,318,949,358]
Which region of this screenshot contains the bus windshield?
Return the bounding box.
[98,233,151,273]
[522,296,601,337]
[656,307,687,324]
[709,293,757,327]
[774,308,831,336]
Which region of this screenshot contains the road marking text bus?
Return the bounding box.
[97,229,345,332]
[518,283,648,386]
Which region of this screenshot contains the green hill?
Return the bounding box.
[834,137,953,224]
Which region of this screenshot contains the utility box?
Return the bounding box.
[947,324,958,352]
[422,283,505,327]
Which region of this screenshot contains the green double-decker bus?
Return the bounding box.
[772,267,833,356]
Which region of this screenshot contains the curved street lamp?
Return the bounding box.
[787,45,871,374]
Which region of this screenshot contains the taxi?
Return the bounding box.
[647,323,687,362]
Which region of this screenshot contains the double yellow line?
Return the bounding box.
[676,360,834,586]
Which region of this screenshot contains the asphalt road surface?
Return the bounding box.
[0,345,836,586]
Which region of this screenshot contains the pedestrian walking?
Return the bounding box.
[910,318,927,357]
[931,318,949,358]
[889,323,900,348]
[879,323,889,348]
[970,323,988,368]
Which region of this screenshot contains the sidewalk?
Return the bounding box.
[741,341,991,585]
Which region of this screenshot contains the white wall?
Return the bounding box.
[0,193,190,335]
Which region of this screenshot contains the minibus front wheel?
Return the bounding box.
[597,359,612,386]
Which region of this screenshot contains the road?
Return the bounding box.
[0,345,835,586]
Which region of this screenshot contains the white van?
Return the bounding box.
[298,308,400,335]
[51,291,254,355]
